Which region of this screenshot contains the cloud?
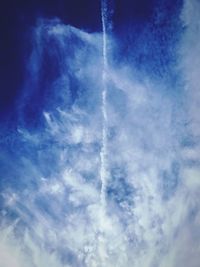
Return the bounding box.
[1,4,200,266]
[180,0,200,137]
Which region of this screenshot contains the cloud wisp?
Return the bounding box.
[1,1,200,266]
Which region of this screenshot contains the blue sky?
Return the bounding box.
[1,1,200,267]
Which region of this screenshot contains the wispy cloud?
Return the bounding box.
[1,2,200,265]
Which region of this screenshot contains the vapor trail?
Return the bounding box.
[100,0,109,212]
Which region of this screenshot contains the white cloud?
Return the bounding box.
[1,7,200,266]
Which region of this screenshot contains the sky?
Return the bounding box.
[0,0,200,267]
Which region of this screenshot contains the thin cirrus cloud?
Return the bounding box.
[0,0,200,266]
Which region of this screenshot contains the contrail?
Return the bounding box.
[100,0,109,212]
[98,3,110,262]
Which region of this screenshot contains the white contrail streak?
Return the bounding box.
[100,0,109,211]
[98,2,110,263]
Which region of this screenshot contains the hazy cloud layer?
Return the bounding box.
[1,1,200,266]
